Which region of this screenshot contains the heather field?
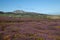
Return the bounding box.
[0,16,60,40]
[0,0,60,40]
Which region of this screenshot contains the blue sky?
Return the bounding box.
[0,0,60,14]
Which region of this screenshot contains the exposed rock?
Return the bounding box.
[13,10,25,13]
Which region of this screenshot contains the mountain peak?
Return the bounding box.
[13,10,25,13]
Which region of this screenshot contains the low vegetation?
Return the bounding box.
[0,10,60,40]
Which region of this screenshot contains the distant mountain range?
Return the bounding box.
[0,10,60,19]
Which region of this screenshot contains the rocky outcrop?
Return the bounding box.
[13,10,25,13]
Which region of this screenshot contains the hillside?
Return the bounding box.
[0,10,60,40]
[0,11,47,17]
[0,10,60,19]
